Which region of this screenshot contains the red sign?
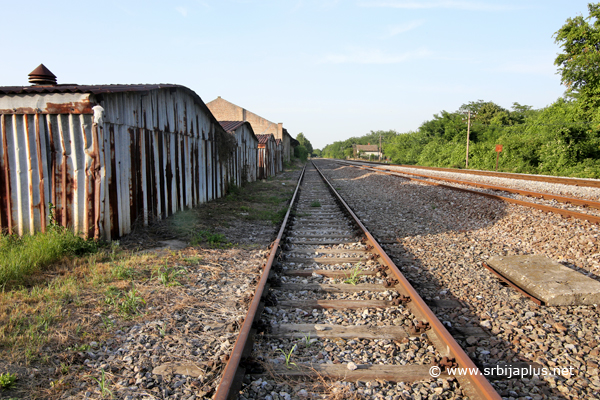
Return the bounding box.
[495,144,503,152]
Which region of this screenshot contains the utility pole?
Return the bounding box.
[464,111,473,169]
[379,134,382,162]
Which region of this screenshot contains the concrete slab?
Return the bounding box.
[486,255,600,306]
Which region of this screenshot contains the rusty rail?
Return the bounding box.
[344,160,600,210]
[339,161,600,225]
[350,159,600,189]
[313,161,501,400]
[481,262,544,306]
[213,164,306,400]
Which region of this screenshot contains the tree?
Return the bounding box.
[294,145,309,162]
[296,133,313,155]
[459,100,509,125]
[554,3,600,112]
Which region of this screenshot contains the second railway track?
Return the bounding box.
[337,160,600,224]
[216,162,500,399]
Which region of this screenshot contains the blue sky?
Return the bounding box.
[1,0,594,149]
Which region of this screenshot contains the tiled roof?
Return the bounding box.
[256,134,273,144]
[219,121,245,133]
[355,144,379,152]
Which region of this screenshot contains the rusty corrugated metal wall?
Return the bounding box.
[0,86,237,240]
[230,124,257,186]
[275,141,283,173]
[257,135,277,180]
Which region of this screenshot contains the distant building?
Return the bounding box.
[353,144,381,159]
[206,97,293,162]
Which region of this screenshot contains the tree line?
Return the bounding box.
[321,3,600,179]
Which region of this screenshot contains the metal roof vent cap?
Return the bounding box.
[28,64,57,86]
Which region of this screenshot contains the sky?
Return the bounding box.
[1,0,595,149]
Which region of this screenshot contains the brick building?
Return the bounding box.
[206,97,293,162]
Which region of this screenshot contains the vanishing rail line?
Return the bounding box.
[352,160,600,189]
[214,162,501,399]
[338,160,600,225]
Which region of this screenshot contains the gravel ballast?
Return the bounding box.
[317,160,600,400]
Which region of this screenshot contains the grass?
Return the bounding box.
[168,173,296,243]
[110,261,136,280]
[279,344,298,369]
[103,284,145,317]
[153,262,185,286]
[0,227,99,287]
[302,333,315,348]
[343,264,363,285]
[190,230,231,248]
[0,248,156,367]
[243,208,288,225]
[310,201,321,207]
[88,369,112,398]
[0,372,17,389]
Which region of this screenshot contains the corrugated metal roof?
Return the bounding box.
[219,121,246,133]
[0,83,185,95]
[0,83,224,135]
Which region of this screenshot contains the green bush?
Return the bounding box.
[321,97,600,178]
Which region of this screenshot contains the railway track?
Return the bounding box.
[351,160,600,189]
[215,162,500,399]
[311,159,600,399]
[337,160,600,224]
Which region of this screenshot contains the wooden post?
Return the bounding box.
[379,134,382,162]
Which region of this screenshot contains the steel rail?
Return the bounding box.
[344,161,600,210]
[213,165,306,400]
[349,159,600,188]
[339,161,600,225]
[481,262,544,306]
[312,161,502,400]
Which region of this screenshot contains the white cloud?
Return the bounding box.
[385,20,424,37]
[358,1,525,11]
[176,6,188,16]
[320,47,432,64]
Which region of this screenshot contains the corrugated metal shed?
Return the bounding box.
[0,78,238,240]
[256,134,276,179]
[274,139,283,173]
[219,121,258,185]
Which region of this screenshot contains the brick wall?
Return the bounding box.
[206,97,292,161]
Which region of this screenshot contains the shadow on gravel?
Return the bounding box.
[317,161,568,400]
